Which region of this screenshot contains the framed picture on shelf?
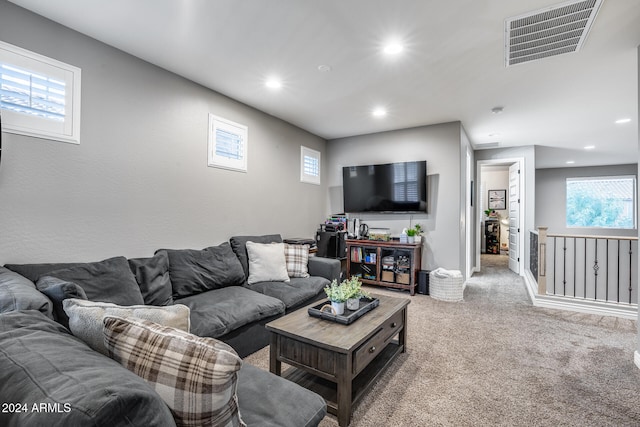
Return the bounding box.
[488,189,506,210]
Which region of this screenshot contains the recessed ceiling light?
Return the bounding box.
[317,64,332,72]
[566,160,575,164]
[372,108,387,117]
[383,43,403,55]
[584,145,595,150]
[265,79,282,89]
[615,118,631,124]
[491,107,504,114]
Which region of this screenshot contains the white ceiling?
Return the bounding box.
[8,0,640,168]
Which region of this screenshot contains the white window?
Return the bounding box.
[0,41,81,144]
[300,146,320,185]
[566,176,636,229]
[207,114,248,172]
[393,162,418,202]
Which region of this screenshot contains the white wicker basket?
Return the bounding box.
[429,270,464,302]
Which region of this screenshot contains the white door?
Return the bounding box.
[508,163,520,273]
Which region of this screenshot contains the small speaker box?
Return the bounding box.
[418,270,430,295]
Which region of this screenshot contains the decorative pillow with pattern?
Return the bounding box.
[103,316,246,427]
[284,244,310,278]
[63,298,190,355]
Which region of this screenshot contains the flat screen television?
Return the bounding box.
[342,161,427,213]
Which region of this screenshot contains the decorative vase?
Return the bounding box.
[331,301,345,315]
[346,298,360,311]
[414,235,422,244]
[407,236,415,244]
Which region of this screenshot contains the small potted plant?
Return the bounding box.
[344,277,369,310]
[414,224,424,244]
[406,228,416,243]
[324,279,349,315]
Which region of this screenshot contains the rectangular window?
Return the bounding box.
[0,41,81,144]
[566,176,636,229]
[208,114,247,172]
[300,146,320,185]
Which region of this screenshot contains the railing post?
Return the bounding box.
[538,226,548,295]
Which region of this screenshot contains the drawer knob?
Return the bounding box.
[368,346,376,353]
[391,322,397,328]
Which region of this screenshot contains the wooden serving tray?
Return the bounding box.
[307,297,380,325]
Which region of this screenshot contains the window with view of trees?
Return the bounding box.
[566,176,636,229]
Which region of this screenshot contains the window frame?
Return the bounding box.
[565,175,637,229]
[300,146,321,185]
[207,114,248,173]
[0,41,81,144]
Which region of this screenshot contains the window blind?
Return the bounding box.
[0,63,66,122]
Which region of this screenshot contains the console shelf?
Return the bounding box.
[346,239,422,296]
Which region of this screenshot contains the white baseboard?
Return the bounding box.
[523,270,637,320]
[635,351,640,370]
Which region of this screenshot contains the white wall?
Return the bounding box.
[0,2,327,263]
[326,122,467,273]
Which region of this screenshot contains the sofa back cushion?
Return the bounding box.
[6,257,145,306]
[229,234,283,280]
[0,310,176,427]
[104,316,246,427]
[161,243,245,299]
[63,299,190,355]
[0,267,53,319]
[128,251,173,306]
[43,256,145,306]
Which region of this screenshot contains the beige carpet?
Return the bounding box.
[245,255,640,426]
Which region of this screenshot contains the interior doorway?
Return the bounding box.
[475,158,525,276]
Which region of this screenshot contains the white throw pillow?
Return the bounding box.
[62,298,190,355]
[246,241,290,285]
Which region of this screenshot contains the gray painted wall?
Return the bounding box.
[0,2,327,264]
[536,164,638,238]
[326,122,470,274]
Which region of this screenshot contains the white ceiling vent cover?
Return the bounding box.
[505,0,603,66]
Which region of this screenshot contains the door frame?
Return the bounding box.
[475,157,525,275]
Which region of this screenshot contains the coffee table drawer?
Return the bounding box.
[353,310,403,375]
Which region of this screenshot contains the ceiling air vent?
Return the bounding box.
[505,0,603,67]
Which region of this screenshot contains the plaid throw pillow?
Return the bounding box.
[284,243,310,278]
[103,316,246,427]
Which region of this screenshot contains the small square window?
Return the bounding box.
[208,114,247,172]
[300,146,320,185]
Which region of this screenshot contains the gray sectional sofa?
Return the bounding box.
[0,234,340,426]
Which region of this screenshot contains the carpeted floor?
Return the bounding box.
[245,255,640,426]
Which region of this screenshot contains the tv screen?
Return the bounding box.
[342,161,427,213]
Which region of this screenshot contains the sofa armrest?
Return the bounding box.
[307,257,341,282]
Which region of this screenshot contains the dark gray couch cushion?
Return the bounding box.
[230,234,283,280]
[35,276,87,328]
[176,286,284,338]
[43,256,145,306]
[244,276,329,309]
[0,267,53,319]
[0,310,176,427]
[4,262,85,282]
[128,251,173,306]
[161,243,246,299]
[237,363,326,427]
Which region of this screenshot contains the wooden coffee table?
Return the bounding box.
[266,294,409,427]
